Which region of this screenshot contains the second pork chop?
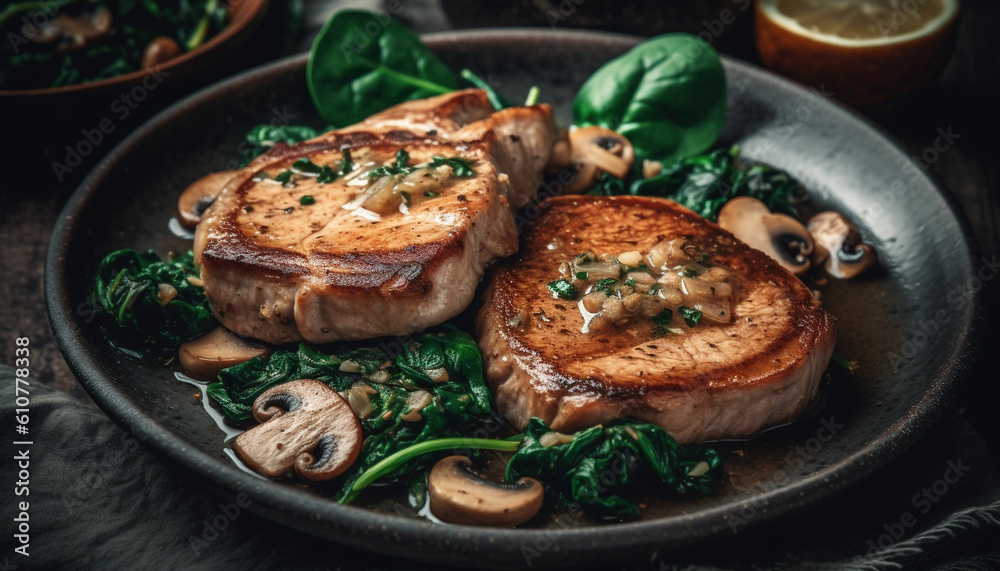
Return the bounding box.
[476,195,836,443]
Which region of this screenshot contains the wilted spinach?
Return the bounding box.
[240,124,323,166]
[208,326,496,502]
[93,249,215,362]
[506,418,724,517]
[572,34,727,165]
[631,146,802,221]
[588,146,803,221]
[307,9,460,127]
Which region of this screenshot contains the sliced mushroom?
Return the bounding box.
[26,8,112,51]
[808,211,878,279]
[233,379,362,481]
[178,171,238,229]
[142,36,181,69]
[428,456,544,527]
[717,196,814,276]
[178,326,273,382]
[562,126,635,193]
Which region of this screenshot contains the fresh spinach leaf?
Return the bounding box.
[506,418,723,517]
[93,249,215,362]
[572,34,727,164]
[307,9,460,127]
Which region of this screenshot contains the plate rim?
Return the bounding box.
[45,28,985,567]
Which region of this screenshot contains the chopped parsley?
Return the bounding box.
[624,278,637,289]
[697,253,712,267]
[300,195,315,205]
[679,306,702,327]
[316,165,337,183]
[593,278,619,294]
[423,191,438,198]
[548,279,579,300]
[575,271,589,280]
[340,149,354,175]
[684,267,700,278]
[369,149,413,179]
[648,283,663,295]
[274,170,294,185]
[428,156,475,177]
[651,308,673,334]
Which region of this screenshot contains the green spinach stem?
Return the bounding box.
[346,437,521,499]
[524,86,540,106]
[186,0,219,51]
[0,2,43,28]
[353,55,453,94]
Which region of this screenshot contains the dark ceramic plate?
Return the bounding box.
[46,30,983,569]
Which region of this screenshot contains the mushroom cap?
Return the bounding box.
[178,326,272,382]
[717,196,814,276]
[233,379,362,481]
[563,126,635,193]
[178,170,239,229]
[808,211,878,279]
[428,455,544,527]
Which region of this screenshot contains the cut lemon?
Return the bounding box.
[756,0,960,109]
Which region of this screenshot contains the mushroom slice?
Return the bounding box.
[717,196,814,276]
[178,171,239,229]
[563,126,636,193]
[233,379,362,481]
[428,456,544,527]
[808,211,878,279]
[178,326,273,382]
[27,8,112,51]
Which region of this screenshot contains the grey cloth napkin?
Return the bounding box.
[2,366,999,570]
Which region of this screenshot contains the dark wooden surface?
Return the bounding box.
[0,0,996,473]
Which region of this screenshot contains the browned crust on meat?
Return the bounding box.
[475,195,836,439]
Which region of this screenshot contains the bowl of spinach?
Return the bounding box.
[0,0,269,97]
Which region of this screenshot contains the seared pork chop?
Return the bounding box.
[194,89,557,344]
[475,195,836,443]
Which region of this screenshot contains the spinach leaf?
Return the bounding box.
[307,9,459,127]
[241,124,322,166]
[208,326,496,502]
[459,68,508,110]
[630,146,802,221]
[572,34,727,164]
[506,418,724,517]
[93,249,215,362]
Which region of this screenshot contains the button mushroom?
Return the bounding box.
[233,379,362,481]
[178,326,273,382]
[428,455,544,527]
[177,170,238,229]
[561,126,635,193]
[717,196,815,276]
[808,211,878,279]
[26,8,112,52]
[142,36,182,69]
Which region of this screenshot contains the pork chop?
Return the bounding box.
[194,89,557,344]
[475,195,836,443]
